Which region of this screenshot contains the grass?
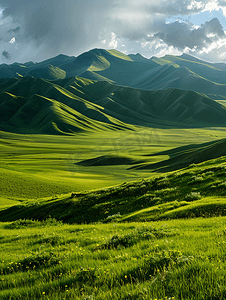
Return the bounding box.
[1,217,226,299]
[2,152,226,223]
[1,126,225,202]
[106,49,134,61]
[1,128,226,299]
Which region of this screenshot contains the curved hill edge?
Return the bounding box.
[129,138,226,172]
[1,155,226,223]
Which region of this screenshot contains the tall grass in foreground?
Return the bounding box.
[1,217,226,299]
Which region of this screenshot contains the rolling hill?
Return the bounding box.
[1,75,226,135]
[130,138,226,172]
[1,150,226,223]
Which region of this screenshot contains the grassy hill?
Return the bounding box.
[1,76,226,135]
[0,76,136,134]
[1,147,226,223]
[131,138,226,172]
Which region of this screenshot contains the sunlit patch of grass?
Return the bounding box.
[2,150,226,223]
[107,49,134,61]
[1,217,226,299]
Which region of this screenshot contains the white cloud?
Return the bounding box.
[187,1,205,10]
[203,0,219,12]
[219,6,226,17]
[9,36,15,43]
[153,45,183,57]
[203,0,226,17]
[108,32,118,49]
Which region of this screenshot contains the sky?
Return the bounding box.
[1,0,226,64]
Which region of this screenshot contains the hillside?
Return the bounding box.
[130,138,226,172]
[152,53,226,83]
[1,152,226,223]
[0,76,135,134]
[2,49,226,100]
[1,76,226,134]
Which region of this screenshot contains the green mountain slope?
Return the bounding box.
[0,54,75,79]
[0,77,135,134]
[1,76,226,134]
[26,65,66,80]
[152,53,226,84]
[129,64,226,100]
[78,50,226,100]
[2,48,226,100]
[47,50,226,100]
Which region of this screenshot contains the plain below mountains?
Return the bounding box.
[2,48,226,100]
[1,76,226,135]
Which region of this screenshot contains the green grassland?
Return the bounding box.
[1,126,225,202]
[1,126,226,299]
[1,216,226,299]
[2,149,226,224]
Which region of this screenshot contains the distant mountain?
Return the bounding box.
[0,54,75,80]
[151,53,226,84]
[1,76,226,135]
[1,48,226,100]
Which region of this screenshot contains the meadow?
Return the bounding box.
[0,126,225,202]
[1,125,226,299]
[1,217,226,299]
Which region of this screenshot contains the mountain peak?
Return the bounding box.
[180,53,203,62]
[128,53,148,62]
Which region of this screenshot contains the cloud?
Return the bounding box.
[7,26,20,34]
[0,0,114,62]
[108,32,118,49]
[150,18,225,51]
[2,50,11,59]
[9,36,15,44]
[218,0,226,6]
[0,0,225,63]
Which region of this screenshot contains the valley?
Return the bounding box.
[1,48,226,299]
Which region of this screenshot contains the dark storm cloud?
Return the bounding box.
[151,18,225,51]
[2,50,11,59]
[0,0,114,61]
[7,26,20,34]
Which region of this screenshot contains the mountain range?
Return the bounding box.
[1,48,226,134]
